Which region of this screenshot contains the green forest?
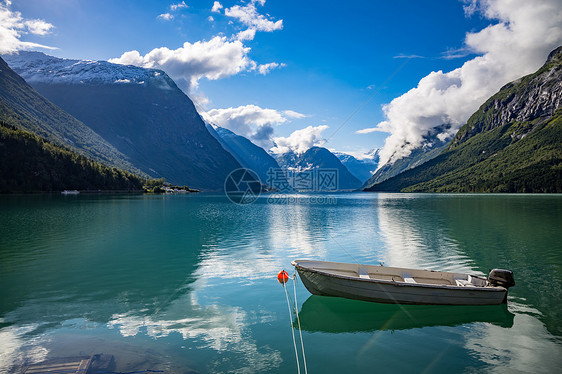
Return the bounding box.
[0,121,146,193]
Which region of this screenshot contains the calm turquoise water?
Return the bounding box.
[1,193,562,373]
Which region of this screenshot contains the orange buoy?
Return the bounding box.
[277,270,289,284]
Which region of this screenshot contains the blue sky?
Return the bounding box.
[4,0,562,160]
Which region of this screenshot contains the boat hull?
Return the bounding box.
[294,262,507,306]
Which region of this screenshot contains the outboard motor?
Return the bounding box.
[488,269,515,289]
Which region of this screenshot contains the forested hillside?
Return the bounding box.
[0,122,145,192]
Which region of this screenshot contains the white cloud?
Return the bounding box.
[270,125,329,155]
[211,1,223,13]
[225,0,283,32]
[158,2,187,20]
[393,54,424,59]
[170,1,188,11]
[283,110,307,119]
[204,104,305,147]
[109,36,257,92]
[374,0,562,168]
[110,31,286,93]
[463,0,480,17]
[356,127,384,134]
[111,1,285,94]
[257,62,285,75]
[24,19,53,35]
[157,13,174,21]
[0,2,55,53]
[440,47,471,59]
[236,28,256,41]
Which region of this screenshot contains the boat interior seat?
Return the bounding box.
[455,279,473,287]
[454,275,474,287]
[358,267,370,279]
[402,272,416,283]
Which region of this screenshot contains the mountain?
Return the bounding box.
[0,121,145,192]
[275,146,362,190]
[365,46,562,193]
[334,150,379,185]
[362,131,449,189]
[206,124,285,187]
[3,51,242,191]
[0,55,140,174]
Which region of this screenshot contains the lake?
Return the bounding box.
[1,193,562,373]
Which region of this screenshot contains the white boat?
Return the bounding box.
[61,190,80,195]
[291,260,515,306]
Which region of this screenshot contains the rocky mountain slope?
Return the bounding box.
[3,51,242,190]
[206,124,286,187]
[365,46,562,193]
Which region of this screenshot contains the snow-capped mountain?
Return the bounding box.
[274,147,362,190]
[0,55,140,174]
[2,51,243,190]
[2,51,173,88]
[334,149,379,184]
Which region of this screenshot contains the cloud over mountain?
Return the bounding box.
[361,0,562,168]
[109,36,255,93]
[270,125,329,155]
[203,104,305,148]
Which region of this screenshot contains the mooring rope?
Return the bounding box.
[292,273,308,374]
[283,284,301,374]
